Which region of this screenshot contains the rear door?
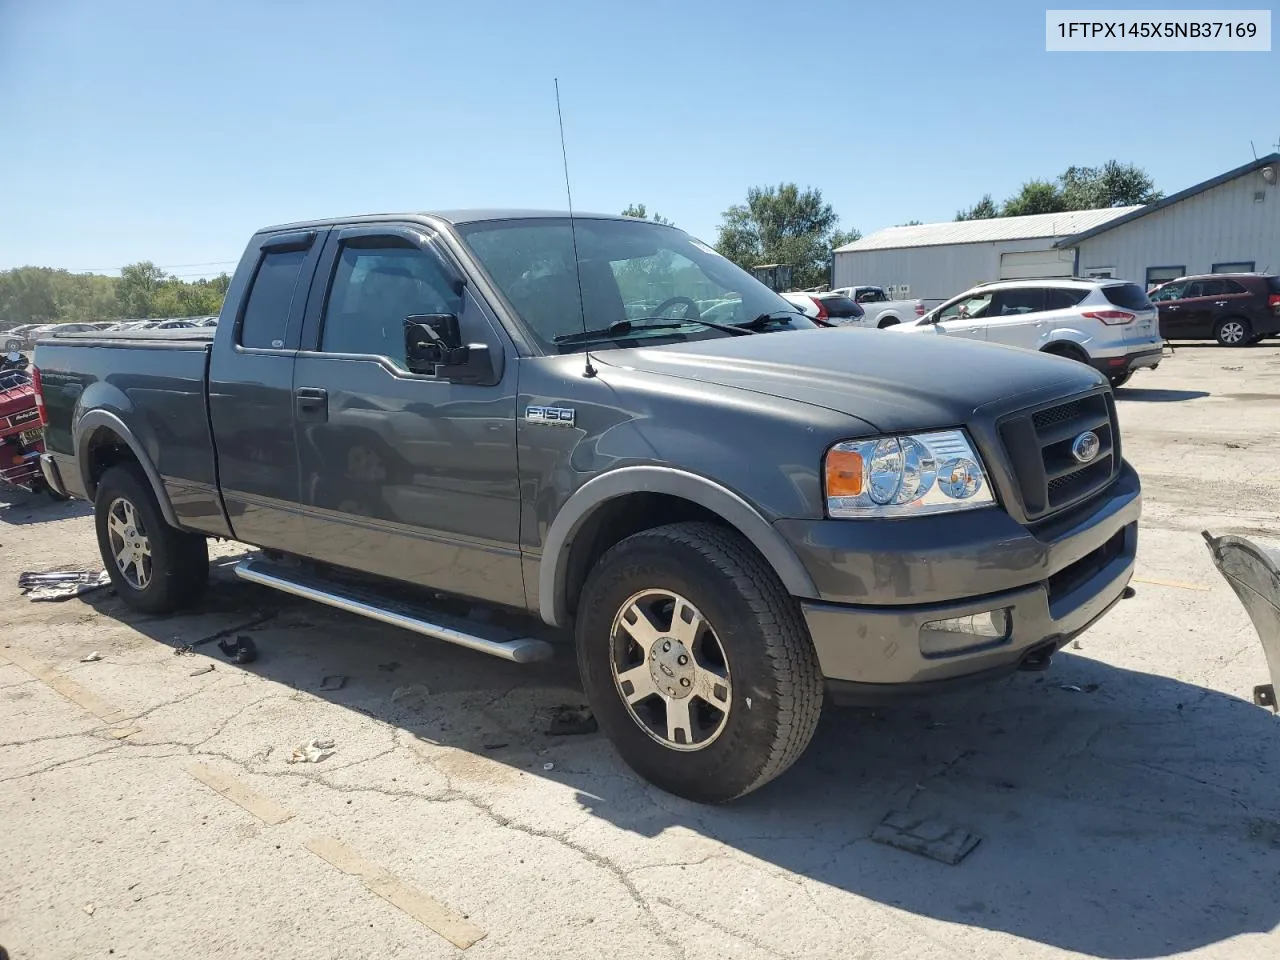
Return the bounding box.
[208,229,326,552]
[290,224,524,608]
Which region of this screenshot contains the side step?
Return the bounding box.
[234,558,554,664]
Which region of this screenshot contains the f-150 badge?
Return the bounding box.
[525,405,576,427]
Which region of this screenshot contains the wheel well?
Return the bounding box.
[83,427,140,498]
[877,317,899,328]
[562,492,729,618]
[1042,341,1089,362]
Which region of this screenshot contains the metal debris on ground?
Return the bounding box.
[542,762,555,771]
[546,703,598,736]
[288,738,335,764]
[1059,684,1084,692]
[217,635,258,664]
[173,644,195,657]
[871,811,982,865]
[18,570,110,602]
[83,904,95,916]
[189,664,215,677]
[319,675,347,692]
[79,651,103,663]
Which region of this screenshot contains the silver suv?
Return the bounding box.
[889,277,1164,387]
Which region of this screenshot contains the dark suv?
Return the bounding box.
[1149,273,1280,346]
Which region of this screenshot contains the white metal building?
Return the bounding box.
[1059,153,1279,289]
[832,207,1139,301]
[833,152,1280,301]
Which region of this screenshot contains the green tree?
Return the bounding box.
[621,203,673,225]
[116,261,169,318]
[896,219,924,227]
[1001,180,1068,217]
[1059,161,1162,209]
[955,194,999,221]
[715,183,859,289]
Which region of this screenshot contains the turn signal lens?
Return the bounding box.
[824,449,864,497]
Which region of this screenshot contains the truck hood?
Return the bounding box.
[597,328,1102,434]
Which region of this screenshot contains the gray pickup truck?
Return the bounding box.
[33,210,1141,802]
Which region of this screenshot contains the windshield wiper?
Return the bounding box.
[738,309,805,329]
[553,316,756,346]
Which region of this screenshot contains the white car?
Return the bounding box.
[888,277,1164,388]
[831,285,926,327]
[779,291,867,327]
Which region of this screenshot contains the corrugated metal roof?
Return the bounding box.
[835,206,1143,253]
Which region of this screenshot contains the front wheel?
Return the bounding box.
[576,522,824,803]
[1215,317,1252,346]
[94,463,209,613]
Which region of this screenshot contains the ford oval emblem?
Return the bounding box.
[1071,431,1101,464]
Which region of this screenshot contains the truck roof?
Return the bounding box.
[260,209,645,234]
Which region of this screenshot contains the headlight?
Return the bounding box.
[824,429,995,518]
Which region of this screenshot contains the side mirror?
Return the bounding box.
[403,314,496,384]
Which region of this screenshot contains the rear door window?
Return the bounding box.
[240,249,307,349]
[1045,288,1088,310]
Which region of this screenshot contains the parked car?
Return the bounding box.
[831,285,926,327]
[780,291,866,326]
[34,209,1140,803]
[1148,273,1280,346]
[890,277,1163,388]
[152,319,197,330]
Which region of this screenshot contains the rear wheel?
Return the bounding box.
[576,522,824,803]
[1215,317,1252,346]
[94,463,208,613]
[1108,371,1132,389]
[1043,342,1090,365]
[877,317,900,329]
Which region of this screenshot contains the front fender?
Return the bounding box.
[537,465,819,628]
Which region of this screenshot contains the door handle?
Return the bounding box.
[1167,305,1179,311]
[1214,301,1228,307]
[295,386,328,421]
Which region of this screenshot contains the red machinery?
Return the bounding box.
[0,354,59,498]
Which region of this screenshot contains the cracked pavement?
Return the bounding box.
[2,343,1279,959]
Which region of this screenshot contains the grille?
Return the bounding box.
[999,391,1119,521]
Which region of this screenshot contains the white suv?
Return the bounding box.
[887,277,1164,387]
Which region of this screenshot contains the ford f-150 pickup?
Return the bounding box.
[33,210,1141,803]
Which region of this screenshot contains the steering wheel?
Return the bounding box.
[649,296,701,321]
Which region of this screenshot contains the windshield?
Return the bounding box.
[456,218,815,352]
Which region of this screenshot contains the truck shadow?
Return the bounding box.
[83,562,1280,959]
[1113,387,1210,402]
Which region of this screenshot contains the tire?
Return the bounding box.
[1215,317,1252,347]
[1108,371,1132,389]
[877,317,900,329]
[576,521,824,803]
[1043,343,1090,365]
[94,463,209,613]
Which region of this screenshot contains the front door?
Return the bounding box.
[932,290,994,340]
[1149,279,1192,338]
[291,226,524,609]
[985,286,1047,350]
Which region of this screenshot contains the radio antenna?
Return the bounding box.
[555,78,596,378]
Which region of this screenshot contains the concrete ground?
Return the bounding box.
[2,341,1278,960]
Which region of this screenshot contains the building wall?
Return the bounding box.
[832,237,1075,301]
[1072,170,1278,286]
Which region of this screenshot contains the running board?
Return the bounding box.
[234,558,553,664]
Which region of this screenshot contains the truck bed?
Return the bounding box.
[34,334,227,535]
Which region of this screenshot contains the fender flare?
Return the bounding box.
[74,410,180,528]
[538,465,819,628]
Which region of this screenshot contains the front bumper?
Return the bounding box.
[784,463,1141,695]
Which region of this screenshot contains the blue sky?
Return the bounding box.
[0,0,1275,276]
